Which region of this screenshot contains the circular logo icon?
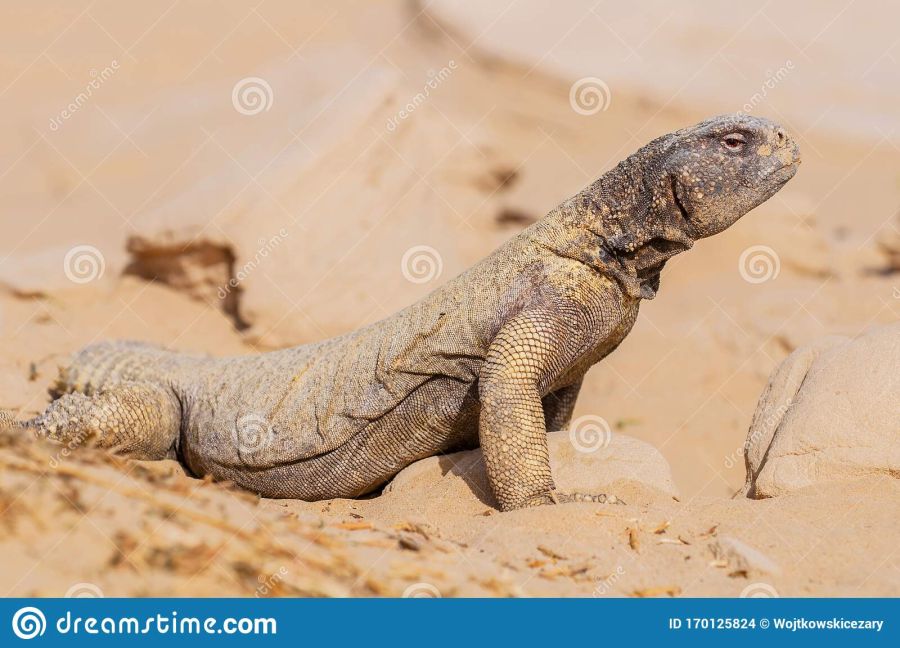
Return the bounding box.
[12,607,46,640]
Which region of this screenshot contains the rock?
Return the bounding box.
[711,535,781,577]
[741,322,900,498]
[385,430,679,506]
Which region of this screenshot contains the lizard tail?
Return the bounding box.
[0,409,18,431]
[50,340,186,398]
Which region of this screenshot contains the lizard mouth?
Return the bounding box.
[769,161,799,185]
[670,175,696,236]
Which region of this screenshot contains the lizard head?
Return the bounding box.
[659,114,801,240]
[544,115,801,300]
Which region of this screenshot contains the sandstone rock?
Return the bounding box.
[385,430,679,506]
[742,322,900,498]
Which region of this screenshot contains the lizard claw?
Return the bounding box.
[518,490,625,508]
[550,490,625,506]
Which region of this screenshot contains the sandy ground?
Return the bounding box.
[0,0,898,597]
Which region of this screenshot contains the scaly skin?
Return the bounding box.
[5,115,800,511]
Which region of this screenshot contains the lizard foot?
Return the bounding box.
[550,490,625,505]
[520,490,625,508]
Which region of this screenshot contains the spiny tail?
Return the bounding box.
[50,340,183,398]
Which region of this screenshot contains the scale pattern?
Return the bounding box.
[3,115,799,511]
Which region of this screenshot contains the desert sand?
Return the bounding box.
[0,0,898,597]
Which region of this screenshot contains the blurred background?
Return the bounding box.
[1,0,898,497]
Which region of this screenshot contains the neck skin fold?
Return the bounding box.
[526,151,694,300]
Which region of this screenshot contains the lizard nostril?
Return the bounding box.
[775,128,786,146]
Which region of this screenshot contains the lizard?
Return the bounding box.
[3,115,800,511]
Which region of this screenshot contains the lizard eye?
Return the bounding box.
[722,132,746,152]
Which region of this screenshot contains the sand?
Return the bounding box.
[0,0,898,597]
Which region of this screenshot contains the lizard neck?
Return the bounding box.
[527,150,695,300]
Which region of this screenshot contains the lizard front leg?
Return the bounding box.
[479,310,620,511]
